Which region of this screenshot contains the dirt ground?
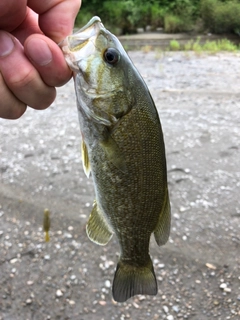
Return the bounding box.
[0,51,240,320]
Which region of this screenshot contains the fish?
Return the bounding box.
[60,16,171,303]
[43,208,51,242]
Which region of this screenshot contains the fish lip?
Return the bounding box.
[59,16,105,71]
[67,16,103,51]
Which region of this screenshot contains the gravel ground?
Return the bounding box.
[0,51,240,320]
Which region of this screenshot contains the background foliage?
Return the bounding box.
[75,0,240,34]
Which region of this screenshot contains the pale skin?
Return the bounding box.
[0,0,81,119]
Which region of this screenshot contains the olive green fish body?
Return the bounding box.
[60,16,171,302]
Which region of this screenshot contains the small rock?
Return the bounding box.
[206,263,216,270]
[26,298,32,305]
[10,258,18,264]
[44,255,50,260]
[27,281,34,286]
[172,305,179,313]
[224,287,231,293]
[163,305,169,314]
[56,289,63,297]
[104,280,111,288]
[68,300,75,305]
[167,315,174,320]
[220,283,227,289]
[132,302,139,309]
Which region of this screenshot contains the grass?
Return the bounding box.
[168,38,239,53]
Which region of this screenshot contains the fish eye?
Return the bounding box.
[104,48,120,65]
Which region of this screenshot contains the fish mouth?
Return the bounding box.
[59,16,105,70]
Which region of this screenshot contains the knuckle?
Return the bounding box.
[8,68,36,88]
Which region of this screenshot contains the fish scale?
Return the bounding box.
[60,16,171,303]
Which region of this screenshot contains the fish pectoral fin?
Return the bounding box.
[112,258,157,303]
[154,187,171,246]
[100,135,127,173]
[86,201,113,246]
[81,140,91,178]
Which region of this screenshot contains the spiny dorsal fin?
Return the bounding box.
[86,201,113,246]
[81,140,91,178]
[112,258,157,303]
[154,187,171,246]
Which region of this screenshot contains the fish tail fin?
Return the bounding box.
[112,258,157,303]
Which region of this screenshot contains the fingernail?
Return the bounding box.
[0,31,14,57]
[26,38,52,66]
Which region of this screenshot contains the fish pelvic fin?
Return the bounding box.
[81,140,91,178]
[112,259,157,303]
[154,187,171,246]
[86,201,113,246]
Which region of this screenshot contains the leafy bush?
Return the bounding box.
[164,14,193,33]
[75,0,240,35]
[200,0,240,33]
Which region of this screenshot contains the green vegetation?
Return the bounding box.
[168,38,239,53]
[169,39,181,51]
[200,0,240,34]
[75,0,240,36]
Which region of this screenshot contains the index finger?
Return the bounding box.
[27,0,81,43]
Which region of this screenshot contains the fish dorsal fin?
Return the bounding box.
[154,188,171,246]
[100,134,127,173]
[86,201,113,246]
[81,140,91,178]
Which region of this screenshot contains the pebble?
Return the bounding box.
[167,315,174,320]
[26,299,32,305]
[44,255,50,260]
[104,280,111,288]
[56,289,63,297]
[163,305,169,314]
[10,258,18,264]
[173,305,179,313]
[219,283,227,289]
[206,263,216,270]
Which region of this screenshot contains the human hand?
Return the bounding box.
[0,0,81,119]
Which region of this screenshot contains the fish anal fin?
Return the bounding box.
[100,135,127,173]
[112,259,157,303]
[86,201,113,246]
[154,188,171,246]
[81,140,91,178]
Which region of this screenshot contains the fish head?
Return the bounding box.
[60,16,135,124]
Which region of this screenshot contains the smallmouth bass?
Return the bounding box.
[60,16,171,302]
